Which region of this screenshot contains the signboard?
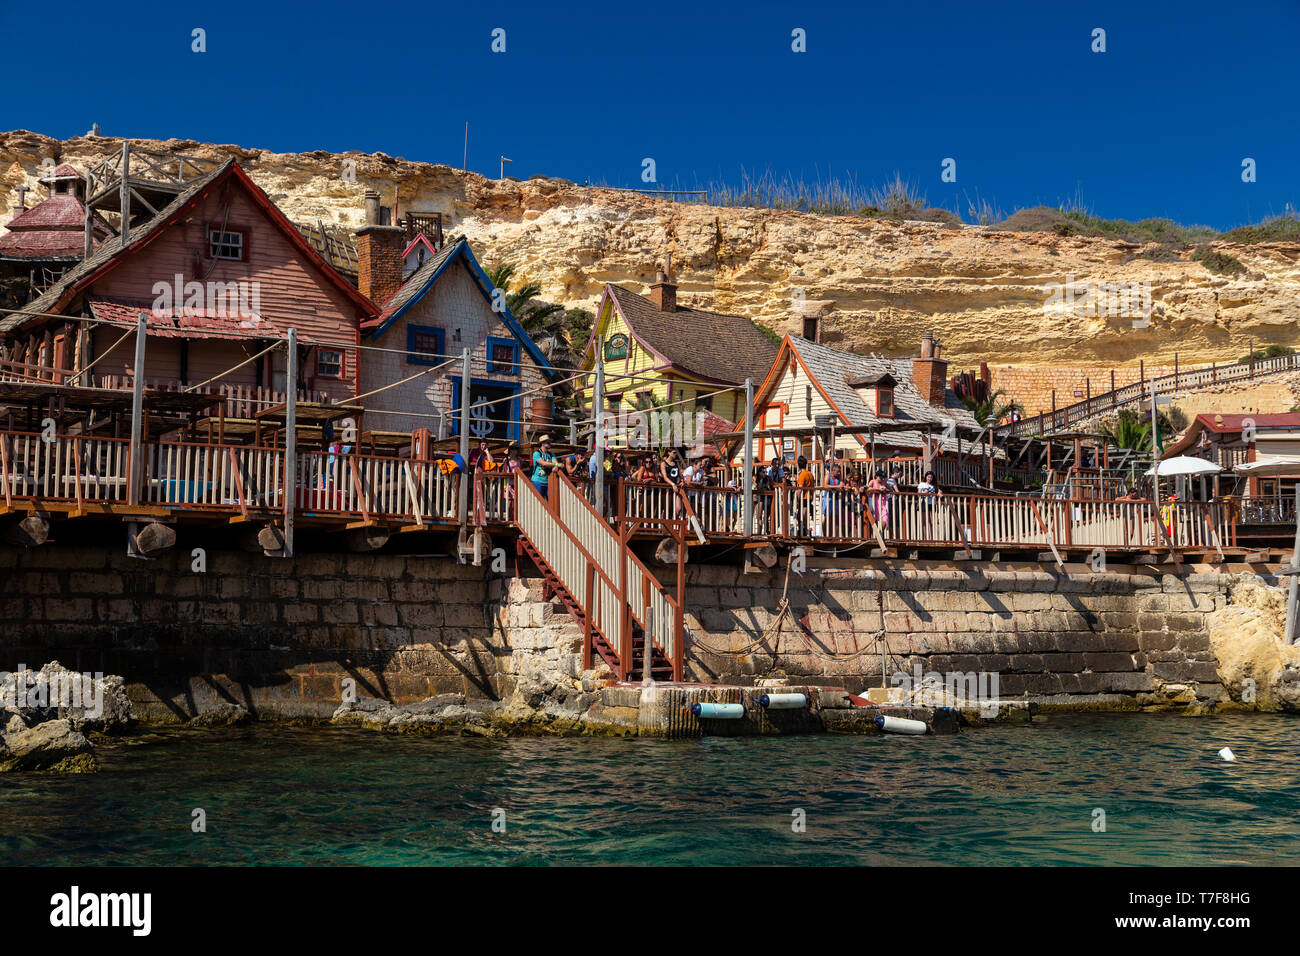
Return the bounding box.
[459,383,517,441]
[604,333,629,361]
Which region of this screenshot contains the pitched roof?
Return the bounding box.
[603,284,778,385]
[0,195,112,260]
[1162,412,1300,458]
[363,237,556,376]
[762,335,981,453]
[0,159,376,334]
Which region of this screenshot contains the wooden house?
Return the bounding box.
[751,331,983,467]
[577,263,779,426]
[0,164,113,303]
[0,159,377,411]
[352,200,556,439]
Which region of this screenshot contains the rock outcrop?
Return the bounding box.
[1206,574,1300,711]
[0,661,132,772]
[4,129,1299,369]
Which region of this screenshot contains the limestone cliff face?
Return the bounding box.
[4,129,1298,369]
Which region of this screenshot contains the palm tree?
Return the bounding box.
[960,388,1023,427]
[1101,411,1154,451]
[485,263,588,367]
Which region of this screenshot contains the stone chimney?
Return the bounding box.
[647,256,677,312]
[912,331,949,407]
[355,188,405,307]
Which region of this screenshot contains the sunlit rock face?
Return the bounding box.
[5,129,1298,368]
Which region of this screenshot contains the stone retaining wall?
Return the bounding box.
[674,559,1238,709]
[0,543,1261,721]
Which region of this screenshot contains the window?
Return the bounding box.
[407,325,445,365]
[803,315,820,342]
[317,349,344,379]
[877,387,894,418]
[606,393,623,411]
[486,337,519,375]
[208,227,245,261]
[695,394,713,413]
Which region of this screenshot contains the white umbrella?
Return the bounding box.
[1145,456,1223,477]
[1234,454,1300,477]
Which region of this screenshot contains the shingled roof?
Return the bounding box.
[765,335,983,454]
[0,195,112,261]
[604,284,778,386]
[363,237,556,376]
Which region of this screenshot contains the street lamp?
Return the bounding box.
[500,156,513,179]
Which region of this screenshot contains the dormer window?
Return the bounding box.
[845,370,897,419]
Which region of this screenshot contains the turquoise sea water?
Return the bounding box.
[1,713,1297,866]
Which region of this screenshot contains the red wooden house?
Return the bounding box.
[0,159,377,412]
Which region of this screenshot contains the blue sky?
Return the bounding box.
[7,0,1298,229]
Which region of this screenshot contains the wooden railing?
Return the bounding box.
[619,480,1235,552]
[516,473,627,672]
[1003,352,1300,438]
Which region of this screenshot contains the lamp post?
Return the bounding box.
[500,156,513,180]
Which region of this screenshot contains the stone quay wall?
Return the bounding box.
[675,559,1240,710]
[0,543,1257,722]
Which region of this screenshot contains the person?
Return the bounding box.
[1160,491,1179,544]
[867,469,890,532]
[469,440,495,526]
[766,456,787,487]
[917,469,940,496]
[792,455,816,536]
[822,463,844,537]
[562,448,587,481]
[502,443,522,516]
[530,435,557,499]
[660,448,685,487]
[887,463,904,493]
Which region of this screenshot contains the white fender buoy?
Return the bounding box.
[1219,747,1236,762]
[759,693,808,710]
[874,715,928,735]
[691,702,744,719]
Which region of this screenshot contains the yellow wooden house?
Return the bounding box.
[577,267,779,426]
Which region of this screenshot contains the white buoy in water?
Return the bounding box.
[1219,747,1236,762]
[874,715,928,735]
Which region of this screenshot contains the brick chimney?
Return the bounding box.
[912,331,949,407]
[647,255,677,312]
[355,188,405,307]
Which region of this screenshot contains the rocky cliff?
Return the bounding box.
[4,129,1298,369]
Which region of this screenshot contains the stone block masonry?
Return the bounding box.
[0,545,581,723]
[0,542,1259,723]
[671,560,1242,710]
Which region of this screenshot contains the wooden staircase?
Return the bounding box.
[513,472,683,682]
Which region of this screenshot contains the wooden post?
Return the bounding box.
[83,174,94,259]
[119,141,131,245]
[127,312,146,507]
[743,377,754,536]
[1286,484,1300,645]
[458,348,470,526]
[593,338,605,516]
[283,329,297,558]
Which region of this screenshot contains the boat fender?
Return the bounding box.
[874,714,928,735]
[759,693,808,710]
[691,702,745,719]
[1219,747,1236,762]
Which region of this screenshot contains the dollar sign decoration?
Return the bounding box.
[469,399,493,438]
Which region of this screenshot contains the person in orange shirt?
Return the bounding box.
[794,456,815,535]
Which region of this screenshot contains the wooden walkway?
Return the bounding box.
[0,430,1245,558]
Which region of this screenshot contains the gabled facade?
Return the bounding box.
[752,333,980,463]
[356,230,556,439]
[577,265,779,426]
[401,233,438,279]
[0,160,377,404]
